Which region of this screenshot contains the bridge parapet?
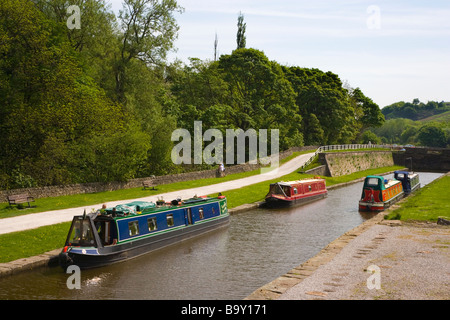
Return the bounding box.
[393,147,450,172]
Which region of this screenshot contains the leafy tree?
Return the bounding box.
[0,0,160,187]
[236,12,246,49]
[350,88,385,138]
[360,130,381,145]
[0,0,121,186]
[417,123,447,148]
[303,113,324,146]
[218,49,302,149]
[116,0,183,104]
[284,67,356,144]
[371,119,415,144]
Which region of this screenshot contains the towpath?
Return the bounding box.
[0,153,315,235]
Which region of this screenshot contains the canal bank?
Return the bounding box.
[0,169,404,280]
[246,172,450,300]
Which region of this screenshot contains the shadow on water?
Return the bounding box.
[0,172,443,300]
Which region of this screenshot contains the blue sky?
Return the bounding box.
[107,0,450,108]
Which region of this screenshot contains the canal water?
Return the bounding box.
[0,172,442,300]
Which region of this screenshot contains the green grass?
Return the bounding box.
[385,175,450,221]
[0,163,403,263]
[420,110,450,124]
[0,222,71,263]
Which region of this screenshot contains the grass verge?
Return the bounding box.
[385,175,450,221]
[0,164,403,263]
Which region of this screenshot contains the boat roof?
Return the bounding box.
[365,175,384,179]
[103,196,223,218]
[275,179,324,186]
[395,171,418,177]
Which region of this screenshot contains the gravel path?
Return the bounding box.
[277,221,450,300]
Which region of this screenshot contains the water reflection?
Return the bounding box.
[0,172,442,300]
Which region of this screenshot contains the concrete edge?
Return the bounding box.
[0,249,61,279]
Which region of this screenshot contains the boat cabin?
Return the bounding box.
[267,179,326,198]
[394,171,420,194]
[265,178,327,207]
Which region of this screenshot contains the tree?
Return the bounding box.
[350,87,385,140]
[218,49,302,149]
[360,130,381,145]
[236,12,246,49]
[417,123,447,148]
[303,114,324,146]
[116,0,183,104]
[0,0,131,187]
[283,67,356,144]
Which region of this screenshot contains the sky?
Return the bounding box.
[107,0,450,108]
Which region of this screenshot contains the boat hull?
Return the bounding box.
[264,191,328,208]
[358,192,404,212]
[59,214,229,269]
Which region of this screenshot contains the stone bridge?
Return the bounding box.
[392,147,450,173]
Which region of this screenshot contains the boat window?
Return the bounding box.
[128,221,140,236]
[293,188,298,194]
[269,184,284,195]
[308,185,312,192]
[199,208,204,219]
[67,217,96,247]
[148,217,157,231]
[167,214,174,227]
[366,178,380,187]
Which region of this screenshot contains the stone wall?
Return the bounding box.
[320,151,394,177]
[0,146,318,202]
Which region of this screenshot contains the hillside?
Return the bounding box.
[382,100,450,121]
[420,110,450,124]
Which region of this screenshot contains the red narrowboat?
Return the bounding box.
[265,178,328,208]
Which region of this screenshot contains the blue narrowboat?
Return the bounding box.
[394,171,420,195]
[59,195,229,269]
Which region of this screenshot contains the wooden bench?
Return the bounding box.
[142,180,157,190]
[7,193,35,208]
